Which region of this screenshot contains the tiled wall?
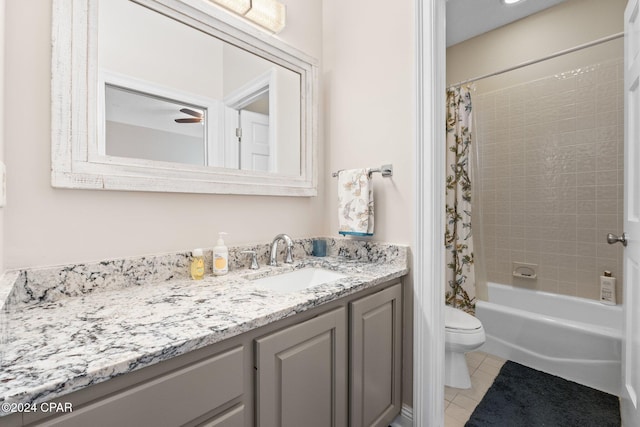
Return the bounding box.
[475,58,624,302]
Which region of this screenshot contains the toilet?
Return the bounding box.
[445,305,486,389]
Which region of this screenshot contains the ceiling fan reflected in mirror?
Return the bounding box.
[175,108,204,123]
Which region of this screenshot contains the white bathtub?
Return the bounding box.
[475,282,623,396]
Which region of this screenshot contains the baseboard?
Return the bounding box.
[401,404,413,421]
[389,404,413,427]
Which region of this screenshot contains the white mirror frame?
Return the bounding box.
[51,0,318,196]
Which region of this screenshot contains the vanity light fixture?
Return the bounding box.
[210,0,286,33]
[245,0,286,34]
[210,0,251,14]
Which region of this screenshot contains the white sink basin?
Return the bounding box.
[251,268,347,293]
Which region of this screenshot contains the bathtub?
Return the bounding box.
[475,282,623,396]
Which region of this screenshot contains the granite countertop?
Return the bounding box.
[0,240,408,412]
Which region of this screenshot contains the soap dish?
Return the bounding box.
[512,262,538,279]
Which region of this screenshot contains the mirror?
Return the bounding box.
[104,84,208,166]
[51,0,317,196]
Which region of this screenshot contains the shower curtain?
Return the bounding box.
[445,86,476,314]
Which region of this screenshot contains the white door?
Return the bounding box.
[622,0,640,424]
[239,110,270,172]
[223,106,240,169]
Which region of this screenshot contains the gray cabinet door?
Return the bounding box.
[255,308,347,427]
[350,283,402,427]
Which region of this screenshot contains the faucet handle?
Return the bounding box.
[284,246,294,264]
[240,250,260,270]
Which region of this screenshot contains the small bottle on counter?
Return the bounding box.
[600,270,616,305]
[213,232,229,276]
[191,248,205,280]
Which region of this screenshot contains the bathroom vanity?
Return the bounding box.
[0,239,407,427]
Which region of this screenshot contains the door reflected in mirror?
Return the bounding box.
[237,92,271,171]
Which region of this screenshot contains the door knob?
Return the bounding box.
[607,233,628,247]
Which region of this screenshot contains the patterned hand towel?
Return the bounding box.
[338,168,374,236]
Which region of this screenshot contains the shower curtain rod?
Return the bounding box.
[448,32,624,89]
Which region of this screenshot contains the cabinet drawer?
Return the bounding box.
[199,404,245,427]
[37,346,244,427]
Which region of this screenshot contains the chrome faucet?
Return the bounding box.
[269,234,294,266]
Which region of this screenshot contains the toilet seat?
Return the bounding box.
[445,305,482,333]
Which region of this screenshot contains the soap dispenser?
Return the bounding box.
[190,248,205,280]
[213,232,229,276]
[600,270,616,305]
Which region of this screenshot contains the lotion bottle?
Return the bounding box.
[600,270,616,305]
[190,248,205,280]
[213,232,229,276]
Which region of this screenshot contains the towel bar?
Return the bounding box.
[331,164,393,178]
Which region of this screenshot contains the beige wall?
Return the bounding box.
[3,0,323,269]
[322,0,415,246]
[323,0,415,407]
[447,0,626,91]
[447,0,626,302]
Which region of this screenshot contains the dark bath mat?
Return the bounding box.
[465,361,620,427]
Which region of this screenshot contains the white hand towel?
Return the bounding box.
[338,168,374,236]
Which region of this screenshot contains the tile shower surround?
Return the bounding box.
[475,58,624,302]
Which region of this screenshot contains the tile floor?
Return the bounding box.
[444,351,507,427]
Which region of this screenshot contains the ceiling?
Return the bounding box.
[446,0,568,47]
[106,85,205,138]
